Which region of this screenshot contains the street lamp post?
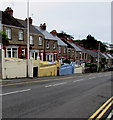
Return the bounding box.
[97,43,100,72]
[27,0,30,77]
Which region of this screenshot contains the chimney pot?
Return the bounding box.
[25,17,33,24]
[50,30,57,36]
[40,23,46,30]
[5,7,13,16]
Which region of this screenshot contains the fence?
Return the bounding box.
[60,63,74,75]
[74,63,85,74]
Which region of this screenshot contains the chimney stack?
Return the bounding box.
[50,30,57,36]
[5,7,13,16]
[40,23,46,30]
[25,17,33,24]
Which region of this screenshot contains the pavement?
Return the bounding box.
[1,71,113,119]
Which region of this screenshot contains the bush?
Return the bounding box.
[85,63,97,73]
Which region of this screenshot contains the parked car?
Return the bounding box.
[108,65,113,71]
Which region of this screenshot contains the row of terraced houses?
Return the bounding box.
[1,7,113,67]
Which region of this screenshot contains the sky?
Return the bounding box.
[1,0,112,43]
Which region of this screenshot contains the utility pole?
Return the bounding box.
[0,12,2,79]
[27,0,30,77]
[97,43,100,72]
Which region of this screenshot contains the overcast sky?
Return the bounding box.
[1,0,112,43]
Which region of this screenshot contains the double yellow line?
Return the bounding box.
[88,97,113,120]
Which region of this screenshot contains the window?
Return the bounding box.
[64,47,66,53]
[0,20,2,31]
[54,54,57,61]
[68,50,71,56]
[79,52,82,58]
[6,47,18,58]
[53,42,56,49]
[18,30,24,40]
[59,47,61,53]
[30,35,33,45]
[85,53,87,59]
[46,53,53,61]
[30,50,39,60]
[6,28,11,39]
[38,36,43,45]
[7,48,11,57]
[22,48,25,55]
[72,50,75,56]
[46,41,49,49]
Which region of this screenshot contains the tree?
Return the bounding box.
[107,50,113,54]
[57,31,74,40]
[0,31,9,45]
[74,34,107,51]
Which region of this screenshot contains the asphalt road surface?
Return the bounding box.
[1,72,112,119]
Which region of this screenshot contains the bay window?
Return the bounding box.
[6,47,18,58]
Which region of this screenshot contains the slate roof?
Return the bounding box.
[17,19,42,34]
[2,11,24,28]
[101,53,109,59]
[86,50,98,58]
[76,45,88,53]
[67,41,82,52]
[106,53,113,59]
[59,39,74,49]
[51,35,67,46]
[35,26,57,41]
[97,52,105,58]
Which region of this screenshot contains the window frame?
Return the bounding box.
[30,35,34,45]
[46,41,50,49]
[53,42,56,50]
[38,36,43,46]
[64,47,66,53]
[72,50,75,56]
[59,46,61,54]
[6,27,12,40]
[18,29,24,41]
[22,48,25,55]
[6,47,18,58]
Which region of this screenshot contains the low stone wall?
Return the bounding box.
[37,60,60,77]
[2,59,27,79]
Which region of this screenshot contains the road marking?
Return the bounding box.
[88,74,93,76]
[88,97,113,120]
[0,76,82,87]
[0,80,15,82]
[45,82,67,88]
[98,76,102,77]
[89,77,96,79]
[0,89,31,96]
[103,75,109,77]
[96,101,113,119]
[107,110,113,119]
[73,79,84,83]
[0,72,111,87]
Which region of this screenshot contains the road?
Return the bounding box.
[1,72,112,119]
